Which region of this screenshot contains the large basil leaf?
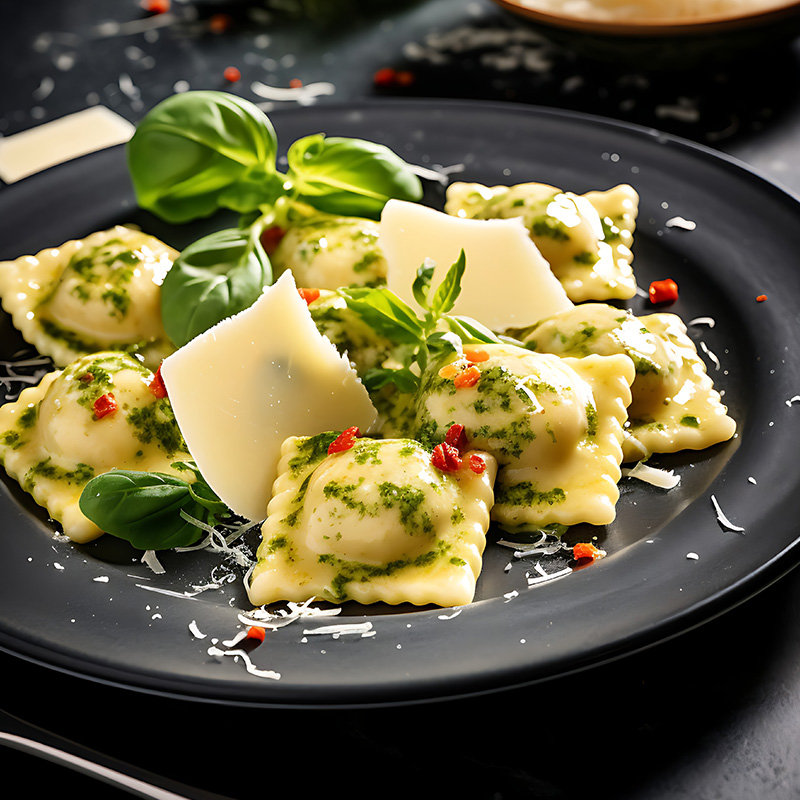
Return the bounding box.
[161,226,272,347]
[79,470,225,550]
[286,134,423,219]
[127,91,280,223]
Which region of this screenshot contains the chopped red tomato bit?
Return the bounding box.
[756,294,768,303]
[431,442,462,473]
[245,626,266,644]
[223,66,241,83]
[93,393,118,419]
[468,454,486,474]
[142,0,170,13]
[464,349,489,363]
[648,278,679,305]
[328,426,360,454]
[444,423,468,454]
[79,372,94,383]
[260,225,286,255]
[453,365,481,389]
[149,365,168,399]
[209,13,232,33]
[572,542,605,561]
[297,287,321,305]
[373,67,397,87]
[289,78,303,89]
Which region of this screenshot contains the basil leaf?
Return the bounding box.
[340,286,426,344]
[127,91,279,223]
[79,470,220,550]
[363,366,420,394]
[412,261,435,309]
[161,226,272,347]
[430,250,466,317]
[286,134,423,219]
[443,315,503,345]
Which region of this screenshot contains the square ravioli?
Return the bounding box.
[444,181,638,303]
[516,303,737,460]
[247,434,498,608]
[0,226,176,370]
[414,344,635,530]
[0,351,190,542]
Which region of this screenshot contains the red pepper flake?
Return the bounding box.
[468,454,486,474]
[756,294,768,303]
[373,67,397,87]
[149,365,168,399]
[223,66,241,83]
[93,393,118,420]
[79,372,94,383]
[328,426,360,454]
[648,278,679,305]
[245,626,266,644]
[289,78,303,89]
[142,0,170,13]
[464,349,490,363]
[260,225,286,255]
[209,13,232,33]
[572,542,605,562]
[453,365,481,389]
[431,442,462,473]
[297,287,321,305]
[444,423,468,454]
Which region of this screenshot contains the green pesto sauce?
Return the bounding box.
[495,481,566,508]
[573,251,600,266]
[529,215,571,242]
[18,405,38,429]
[473,418,536,460]
[323,480,372,517]
[125,402,186,457]
[23,459,94,491]
[318,540,452,602]
[586,402,599,438]
[377,482,433,534]
[0,430,24,451]
[601,215,623,243]
[287,431,339,474]
[352,438,382,465]
[680,415,700,428]
[38,318,148,358]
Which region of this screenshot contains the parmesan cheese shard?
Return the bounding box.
[160,271,378,523]
[380,199,573,331]
[0,107,135,183]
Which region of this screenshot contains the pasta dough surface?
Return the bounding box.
[271,215,387,289]
[414,343,634,529]
[248,434,498,607]
[520,303,737,460]
[0,352,190,542]
[444,182,638,302]
[0,226,176,370]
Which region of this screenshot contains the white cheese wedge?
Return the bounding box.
[380,199,573,331]
[160,271,378,522]
[0,107,135,184]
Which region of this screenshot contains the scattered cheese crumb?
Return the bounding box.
[711,494,745,533]
[622,461,681,489]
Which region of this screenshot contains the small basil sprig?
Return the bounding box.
[79,462,231,551]
[161,223,271,347]
[341,251,502,393]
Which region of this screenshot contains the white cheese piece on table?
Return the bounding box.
[0,107,135,183]
[160,271,378,522]
[380,199,573,331]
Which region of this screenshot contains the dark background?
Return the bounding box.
[2,2,800,798]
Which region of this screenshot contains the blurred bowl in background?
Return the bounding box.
[490,0,800,66]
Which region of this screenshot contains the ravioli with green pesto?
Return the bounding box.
[307,289,393,377]
[271,215,387,290]
[414,343,634,529]
[248,434,498,607]
[444,182,638,303]
[0,226,176,370]
[518,303,737,460]
[0,351,190,543]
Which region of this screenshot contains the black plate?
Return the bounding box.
[1,100,799,708]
